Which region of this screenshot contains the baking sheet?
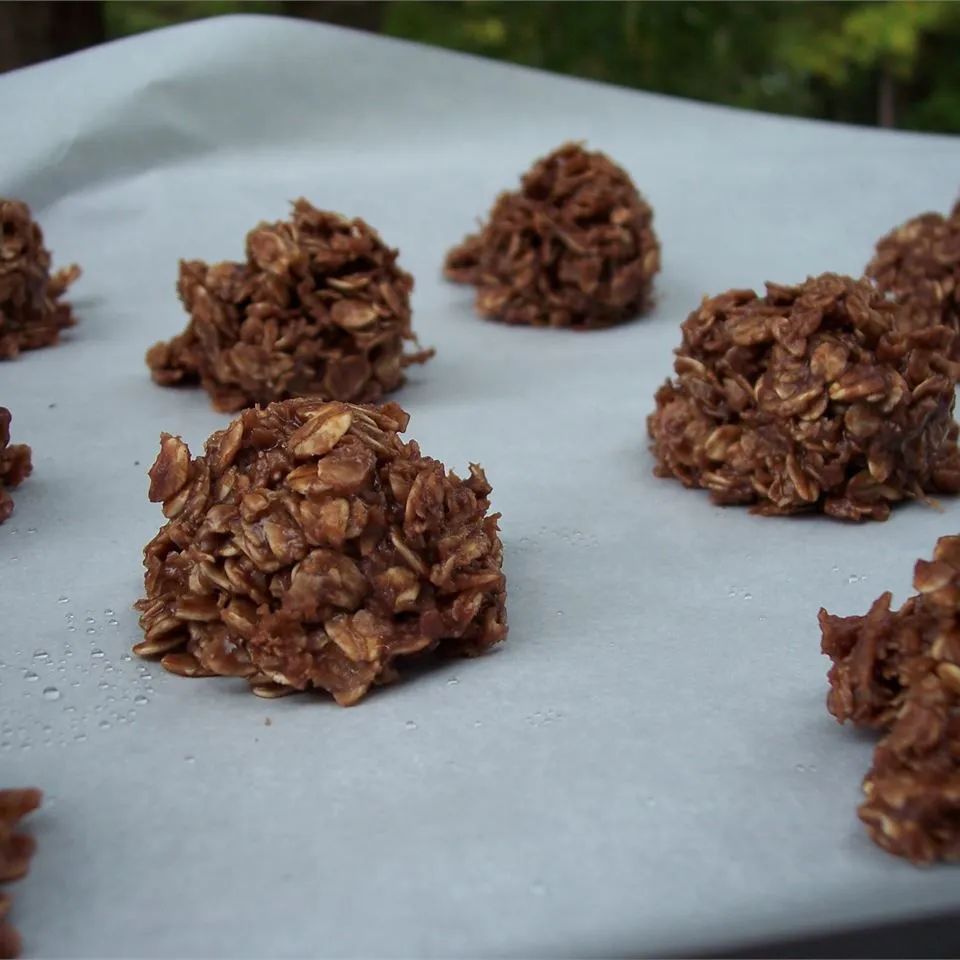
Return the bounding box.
[1,15,960,958]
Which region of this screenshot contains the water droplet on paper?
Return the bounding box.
[847,574,859,584]
[184,755,195,764]
[85,617,95,625]
[91,649,104,658]
[98,719,110,730]
[57,596,69,604]
[404,720,417,730]
[103,609,114,617]
[42,686,60,701]
[33,650,49,661]
[85,627,96,635]
[446,677,459,686]
[74,733,87,742]
[134,695,148,706]
[23,670,38,682]
[743,592,752,601]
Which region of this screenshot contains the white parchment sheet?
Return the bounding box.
[1,15,959,958]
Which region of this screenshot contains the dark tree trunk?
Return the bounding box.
[282,1,386,34]
[0,1,105,73]
[878,66,896,129]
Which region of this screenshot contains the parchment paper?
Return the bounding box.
[2,15,960,958]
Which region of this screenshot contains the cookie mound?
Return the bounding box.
[0,787,42,959]
[820,535,960,863]
[0,408,32,525]
[445,142,660,329]
[867,199,960,345]
[0,199,80,360]
[147,199,432,412]
[134,399,507,705]
[648,273,960,521]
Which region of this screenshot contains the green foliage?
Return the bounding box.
[104,1,281,38]
[383,0,960,133]
[779,2,954,82]
[103,0,960,134]
[841,3,937,75]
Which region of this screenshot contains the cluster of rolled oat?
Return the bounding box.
[0,200,79,360]
[867,199,960,348]
[8,147,960,905]
[134,398,507,705]
[0,407,31,525]
[146,199,434,413]
[648,273,960,521]
[0,788,41,960]
[445,142,660,329]
[642,201,960,860]
[820,537,960,863]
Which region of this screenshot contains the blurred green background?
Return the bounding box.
[5,1,960,133]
